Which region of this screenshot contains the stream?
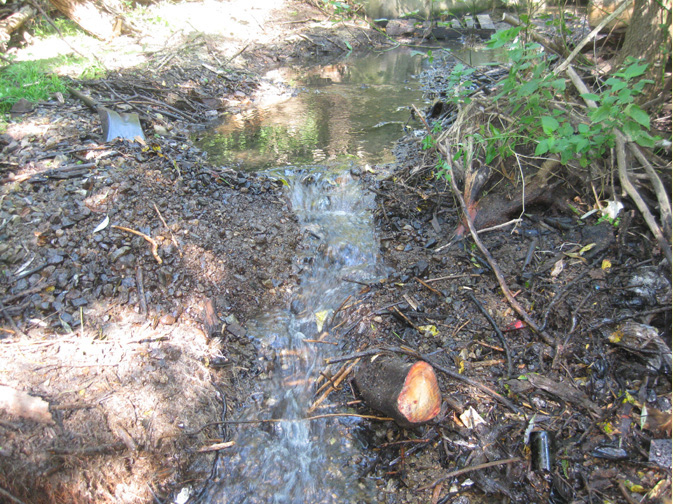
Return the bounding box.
[191,46,483,503]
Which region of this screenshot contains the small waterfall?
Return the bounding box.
[195,169,382,503]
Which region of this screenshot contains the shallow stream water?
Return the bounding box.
[191,46,491,503]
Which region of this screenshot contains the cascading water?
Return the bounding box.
[193,169,383,503]
[191,46,497,503]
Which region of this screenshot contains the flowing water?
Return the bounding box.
[194,168,383,503]
[191,46,493,503]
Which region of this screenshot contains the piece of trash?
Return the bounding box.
[530,431,554,472]
[601,200,623,220]
[99,107,145,142]
[93,215,110,233]
[459,406,486,429]
[315,310,330,332]
[592,445,628,460]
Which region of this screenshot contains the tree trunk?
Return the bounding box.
[354,355,441,428]
[618,0,672,94]
[45,0,123,40]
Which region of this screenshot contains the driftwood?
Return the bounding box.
[0,5,36,51]
[354,355,441,428]
[45,0,134,40]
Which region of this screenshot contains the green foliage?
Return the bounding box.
[439,29,658,174]
[326,0,355,18]
[445,63,475,106]
[0,60,67,113]
[32,17,83,38]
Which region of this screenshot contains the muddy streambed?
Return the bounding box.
[189,47,473,503]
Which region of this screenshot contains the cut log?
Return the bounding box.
[354,355,441,427]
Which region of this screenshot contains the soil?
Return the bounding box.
[0,1,671,504]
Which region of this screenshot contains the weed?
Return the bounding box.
[433,26,659,184]
[0,60,67,112]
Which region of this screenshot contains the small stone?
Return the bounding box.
[48,254,64,265]
[160,314,176,325]
[71,297,88,308]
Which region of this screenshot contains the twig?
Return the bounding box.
[136,266,147,317]
[112,225,162,264]
[415,277,443,296]
[467,292,513,379]
[553,0,634,75]
[308,358,360,413]
[197,441,236,452]
[439,150,556,346]
[153,202,182,257]
[416,457,522,492]
[0,486,28,504]
[219,413,393,425]
[0,299,27,338]
[476,219,522,234]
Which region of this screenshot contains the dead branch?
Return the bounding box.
[0,5,36,51]
[438,148,556,347]
[554,0,634,75]
[565,66,672,267]
[326,346,524,415]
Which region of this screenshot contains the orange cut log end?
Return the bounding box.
[397,361,441,424]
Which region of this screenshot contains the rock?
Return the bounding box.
[386,19,416,36]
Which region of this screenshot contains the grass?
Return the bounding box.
[0,59,69,113]
[32,17,85,38]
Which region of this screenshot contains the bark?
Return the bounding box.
[0,5,37,51]
[354,355,441,428]
[618,0,672,93]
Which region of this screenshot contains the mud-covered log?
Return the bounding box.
[354,355,441,427]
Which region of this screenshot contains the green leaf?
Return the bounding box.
[622,62,648,79]
[535,139,550,155]
[540,116,559,135]
[550,78,566,91]
[518,79,540,97]
[581,92,600,101]
[624,104,650,129]
[578,123,590,134]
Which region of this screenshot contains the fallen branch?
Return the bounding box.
[553,0,634,75]
[440,150,556,347]
[326,346,523,415]
[0,5,36,51]
[112,225,162,264]
[565,65,672,267]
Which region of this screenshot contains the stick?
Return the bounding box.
[554,0,634,75]
[439,149,556,346]
[467,292,513,379]
[416,457,522,492]
[0,486,28,504]
[153,202,182,256]
[565,66,672,266]
[112,225,162,264]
